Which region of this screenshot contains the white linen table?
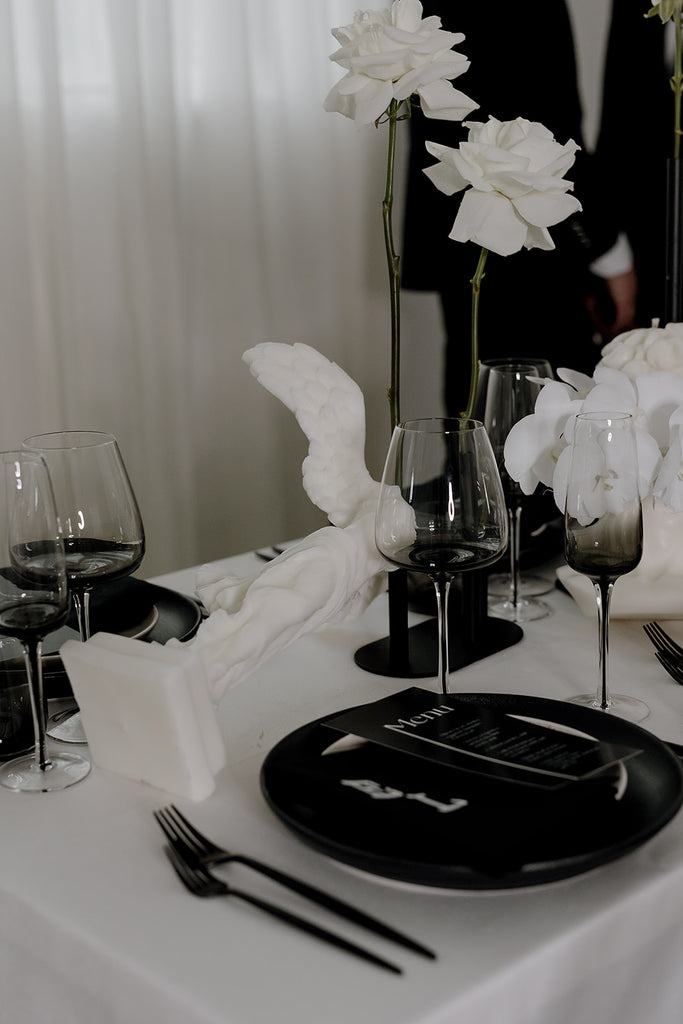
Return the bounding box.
[1,550,683,1024]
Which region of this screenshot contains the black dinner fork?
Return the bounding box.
[654,647,683,685]
[162,843,402,975]
[154,805,435,960]
[643,621,683,664]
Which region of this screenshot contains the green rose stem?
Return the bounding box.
[673,9,683,156]
[463,246,489,420]
[379,98,410,666]
[380,98,404,431]
[646,2,683,152]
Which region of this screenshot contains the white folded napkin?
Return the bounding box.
[60,633,225,801]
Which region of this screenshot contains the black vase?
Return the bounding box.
[354,566,522,678]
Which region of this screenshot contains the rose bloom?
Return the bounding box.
[324,0,477,125]
[599,322,683,381]
[423,116,581,256]
[649,0,683,24]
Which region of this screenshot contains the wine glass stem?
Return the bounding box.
[508,502,523,607]
[22,638,50,772]
[72,589,91,641]
[432,575,452,695]
[593,577,615,710]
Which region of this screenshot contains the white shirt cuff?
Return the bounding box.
[589,233,634,278]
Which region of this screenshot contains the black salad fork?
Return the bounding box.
[154,804,435,960]
[162,843,402,975]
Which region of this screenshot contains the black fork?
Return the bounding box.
[162,844,402,974]
[154,805,435,960]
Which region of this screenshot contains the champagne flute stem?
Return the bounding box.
[508,503,523,608]
[432,575,452,695]
[22,638,50,772]
[72,589,91,641]
[593,577,615,711]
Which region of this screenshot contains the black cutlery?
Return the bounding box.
[162,843,403,974]
[154,804,435,960]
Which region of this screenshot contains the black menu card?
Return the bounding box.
[324,687,642,790]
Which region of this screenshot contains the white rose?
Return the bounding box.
[599,323,683,379]
[647,0,683,24]
[324,0,478,125]
[423,116,581,256]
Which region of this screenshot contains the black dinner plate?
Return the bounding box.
[260,692,683,889]
[0,577,203,699]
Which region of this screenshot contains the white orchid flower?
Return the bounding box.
[504,365,667,511]
[653,406,683,510]
[632,370,683,448]
[503,379,583,495]
[560,422,641,527]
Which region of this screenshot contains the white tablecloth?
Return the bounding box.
[1,551,683,1024]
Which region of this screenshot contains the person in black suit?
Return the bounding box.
[402,0,631,415]
[594,0,671,326]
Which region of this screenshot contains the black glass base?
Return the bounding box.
[353,614,523,678]
[354,567,523,679]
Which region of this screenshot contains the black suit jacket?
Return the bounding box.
[594,0,670,323]
[401,0,619,402]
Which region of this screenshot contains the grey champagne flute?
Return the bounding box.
[22,431,145,742]
[564,412,648,722]
[0,451,90,791]
[375,419,508,695]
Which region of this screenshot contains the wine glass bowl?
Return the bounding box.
[0,451,90,791]
[484,363,552,622]
[22,431,145,742]
[375,418,508,694]
[23,431,145,639]
[563,412,647,722]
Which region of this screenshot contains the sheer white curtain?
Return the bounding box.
[0,0,440,576]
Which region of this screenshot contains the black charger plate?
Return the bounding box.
[260,692,683,889]
[0,578,203,699]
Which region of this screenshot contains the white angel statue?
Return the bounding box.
[182,342,407,700]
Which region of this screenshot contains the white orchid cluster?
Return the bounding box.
[503,324,683,515]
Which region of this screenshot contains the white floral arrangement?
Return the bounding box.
[503,323,683,610]
[600,321,683,380]
[324,0,582,424]
[504,324,683,515]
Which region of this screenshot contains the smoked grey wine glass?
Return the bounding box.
[23,431,145,742]
[564,412,647,722]
[375,419,508,695]
[0,451,90,791]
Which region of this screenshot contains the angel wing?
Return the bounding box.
[243,342,380,527]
